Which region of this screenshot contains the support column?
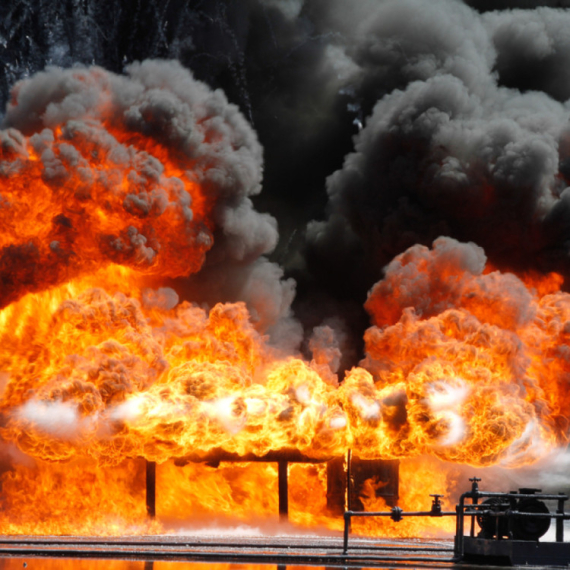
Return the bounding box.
[326,456,346,515]
[278,460,288,521]
[146,460,156,518]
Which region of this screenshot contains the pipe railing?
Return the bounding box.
[342,477,570,560]
[342,493,455,554]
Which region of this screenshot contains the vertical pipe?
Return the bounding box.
[454,504,460,558]
[278,460,288,521]
[343,511,351,555]
[346,449,352,511]
[470,495,478,537]
[455,495,466,561]
[346,450,352,535]
[146,460,156,518]
[556,494,565,542]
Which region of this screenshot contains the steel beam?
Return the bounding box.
[278,460,288,521]
[146,460,156,518]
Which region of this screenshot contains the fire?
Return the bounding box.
[0,271,349,466]
[362,237,569,466]
[0,241,567,536]
[0,458,155,535]
[354,456,459,537]
[1,61,569,539]
[0,102,211,309]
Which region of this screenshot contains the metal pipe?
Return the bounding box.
[470,499,478,537]
[346,449,352,535]
[455,493,469,561]
[469,477,480,538]
[342,508,455,554]
[457,488,568,501]
[346,449,352,511]
[343,510,456,518]
[342,510,352,554]
[463,510,570,519]
[146,460,156,518]
[557,494,566,542]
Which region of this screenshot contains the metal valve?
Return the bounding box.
[390,506,403,522]
[429,494,444,516]
[469,477,481,493]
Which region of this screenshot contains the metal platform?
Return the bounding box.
[463,536,570,566]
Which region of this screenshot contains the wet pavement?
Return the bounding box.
[0,534,456,569]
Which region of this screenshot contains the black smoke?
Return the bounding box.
[3,0,570,371]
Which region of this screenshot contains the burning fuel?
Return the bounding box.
[1,0,570,539]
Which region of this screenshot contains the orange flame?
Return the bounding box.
[1,66,570,538]
[362,238,569,467]
[0,117,212,310]
[0,241,568,536]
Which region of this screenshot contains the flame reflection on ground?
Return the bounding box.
[0,560,372,570]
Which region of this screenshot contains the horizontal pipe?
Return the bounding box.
[467,491,568,501]
[463,510,570,519]
[343,508,456,553]
[345,510,456,518]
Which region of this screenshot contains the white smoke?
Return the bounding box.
[425,380,470,447]
[17,400,83,440]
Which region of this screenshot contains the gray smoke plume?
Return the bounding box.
[0,59,298,345]
[306,0,570,313]
[484,8,570,103]
[3,0,570,358]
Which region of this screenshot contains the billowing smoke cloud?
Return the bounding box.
[0,60,297,342]
[364,237,535,329]
[306,0,570,316]
[4,0,570,370]
[483,8,570,102]
[2,0,570,458]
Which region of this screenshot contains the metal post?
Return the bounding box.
[346,450,352,510]
[343,511,352,554]
[326,456,346,515]
[346,450,352,533]
[455,494,467,560]
[146,460,156,518]
[278,460,288,521]
[470,497,478,537]
[557,494,565,542]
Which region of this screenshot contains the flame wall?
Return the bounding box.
[1,0,570,538]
